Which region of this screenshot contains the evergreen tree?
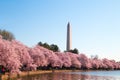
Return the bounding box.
[0,29,15,41]
[38,42,60,52]
[68,48,79,54]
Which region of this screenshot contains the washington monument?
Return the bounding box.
[66,22,72,51]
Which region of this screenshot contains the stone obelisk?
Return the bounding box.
[66,22,72,51]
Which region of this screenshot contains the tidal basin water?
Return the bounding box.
[17,70,120,80]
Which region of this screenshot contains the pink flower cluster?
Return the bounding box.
[0,35,120,73]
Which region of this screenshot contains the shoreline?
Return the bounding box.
[2,70,73,80]
[2,69,120,80]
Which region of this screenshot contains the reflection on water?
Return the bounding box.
[16,71,120,80]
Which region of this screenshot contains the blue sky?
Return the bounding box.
[0,0,120,61]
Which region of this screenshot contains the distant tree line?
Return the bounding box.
[66,48,79,54]
[38,42,79,54]
[38,42,60,52]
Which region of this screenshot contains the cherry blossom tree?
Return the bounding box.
[102,58,114,69]
[56,52,71,68]
[40,46,62,68]
[30,46,62,69]
[0,35,21,73]
[11,40,36,71]
[78,54,91,69]
[29,46,47,67]
[66,52,81,68]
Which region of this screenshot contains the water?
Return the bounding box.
[16,70,120,80]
